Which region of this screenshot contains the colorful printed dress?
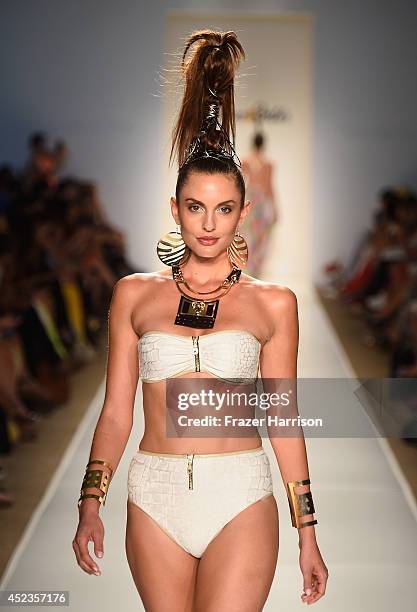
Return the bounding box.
[241,156,277,278]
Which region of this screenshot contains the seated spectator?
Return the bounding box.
[322,185,417,447]
[0,131,140,507]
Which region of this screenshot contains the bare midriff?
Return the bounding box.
[138,371,262,455]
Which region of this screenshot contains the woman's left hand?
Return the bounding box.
[299,539,329,604]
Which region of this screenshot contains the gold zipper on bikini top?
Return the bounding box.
[191,336,200,372]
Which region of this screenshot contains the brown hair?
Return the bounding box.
[253,132,264,149]
[170,29,246,207]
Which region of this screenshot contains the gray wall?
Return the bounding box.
[1,0,416,280]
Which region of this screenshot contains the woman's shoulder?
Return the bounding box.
[241,272,293,292]
[112,270,169,297]
[242,273,297,306]
[116,269,169,284]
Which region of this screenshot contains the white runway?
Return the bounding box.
[1,275,416,611]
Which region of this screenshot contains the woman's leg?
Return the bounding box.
[193,494,279,612]
[125,500,199,612]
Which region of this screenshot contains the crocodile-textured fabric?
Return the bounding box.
[127,446,274,558]
[138,330,261,384]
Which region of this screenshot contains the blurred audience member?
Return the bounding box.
[0,131,139,506]
[323,185,417,446]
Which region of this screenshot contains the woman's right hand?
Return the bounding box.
[72,504,104,576]
[299,538,329,605]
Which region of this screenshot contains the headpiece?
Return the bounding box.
[179,77,242,171]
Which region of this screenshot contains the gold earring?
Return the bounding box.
[227,226,248,269]
[156,224,191,266]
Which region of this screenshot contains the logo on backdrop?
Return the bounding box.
[236,102,291,124]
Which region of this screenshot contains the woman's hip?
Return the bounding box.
[127,445,273,501]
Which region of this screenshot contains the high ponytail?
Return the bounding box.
[170,29,245,167]
[170,29,246,207]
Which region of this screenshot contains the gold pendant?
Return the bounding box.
[175,296,219,329]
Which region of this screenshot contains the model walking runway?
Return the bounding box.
[1,274,416,611]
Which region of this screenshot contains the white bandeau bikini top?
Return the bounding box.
[138,330,261,384]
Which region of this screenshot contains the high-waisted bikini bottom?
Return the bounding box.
[127,445,274,559]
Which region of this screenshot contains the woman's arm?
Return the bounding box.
[78,275,141,515]
[73,275,141,576]
[260,286,328,605]
[260,286,317,545]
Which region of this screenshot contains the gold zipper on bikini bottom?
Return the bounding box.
[191,336,200,372]
[186,454,194,490]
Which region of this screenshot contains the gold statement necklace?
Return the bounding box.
[172,263,242,329]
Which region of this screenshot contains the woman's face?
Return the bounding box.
[171,171,251,260]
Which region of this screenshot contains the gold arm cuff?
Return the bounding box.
[79,469,111,506]
[78,493,104,507]
[286,478,318,529]
[78,459,114,508]
[298,519,318,529]
[86,459,114,473]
